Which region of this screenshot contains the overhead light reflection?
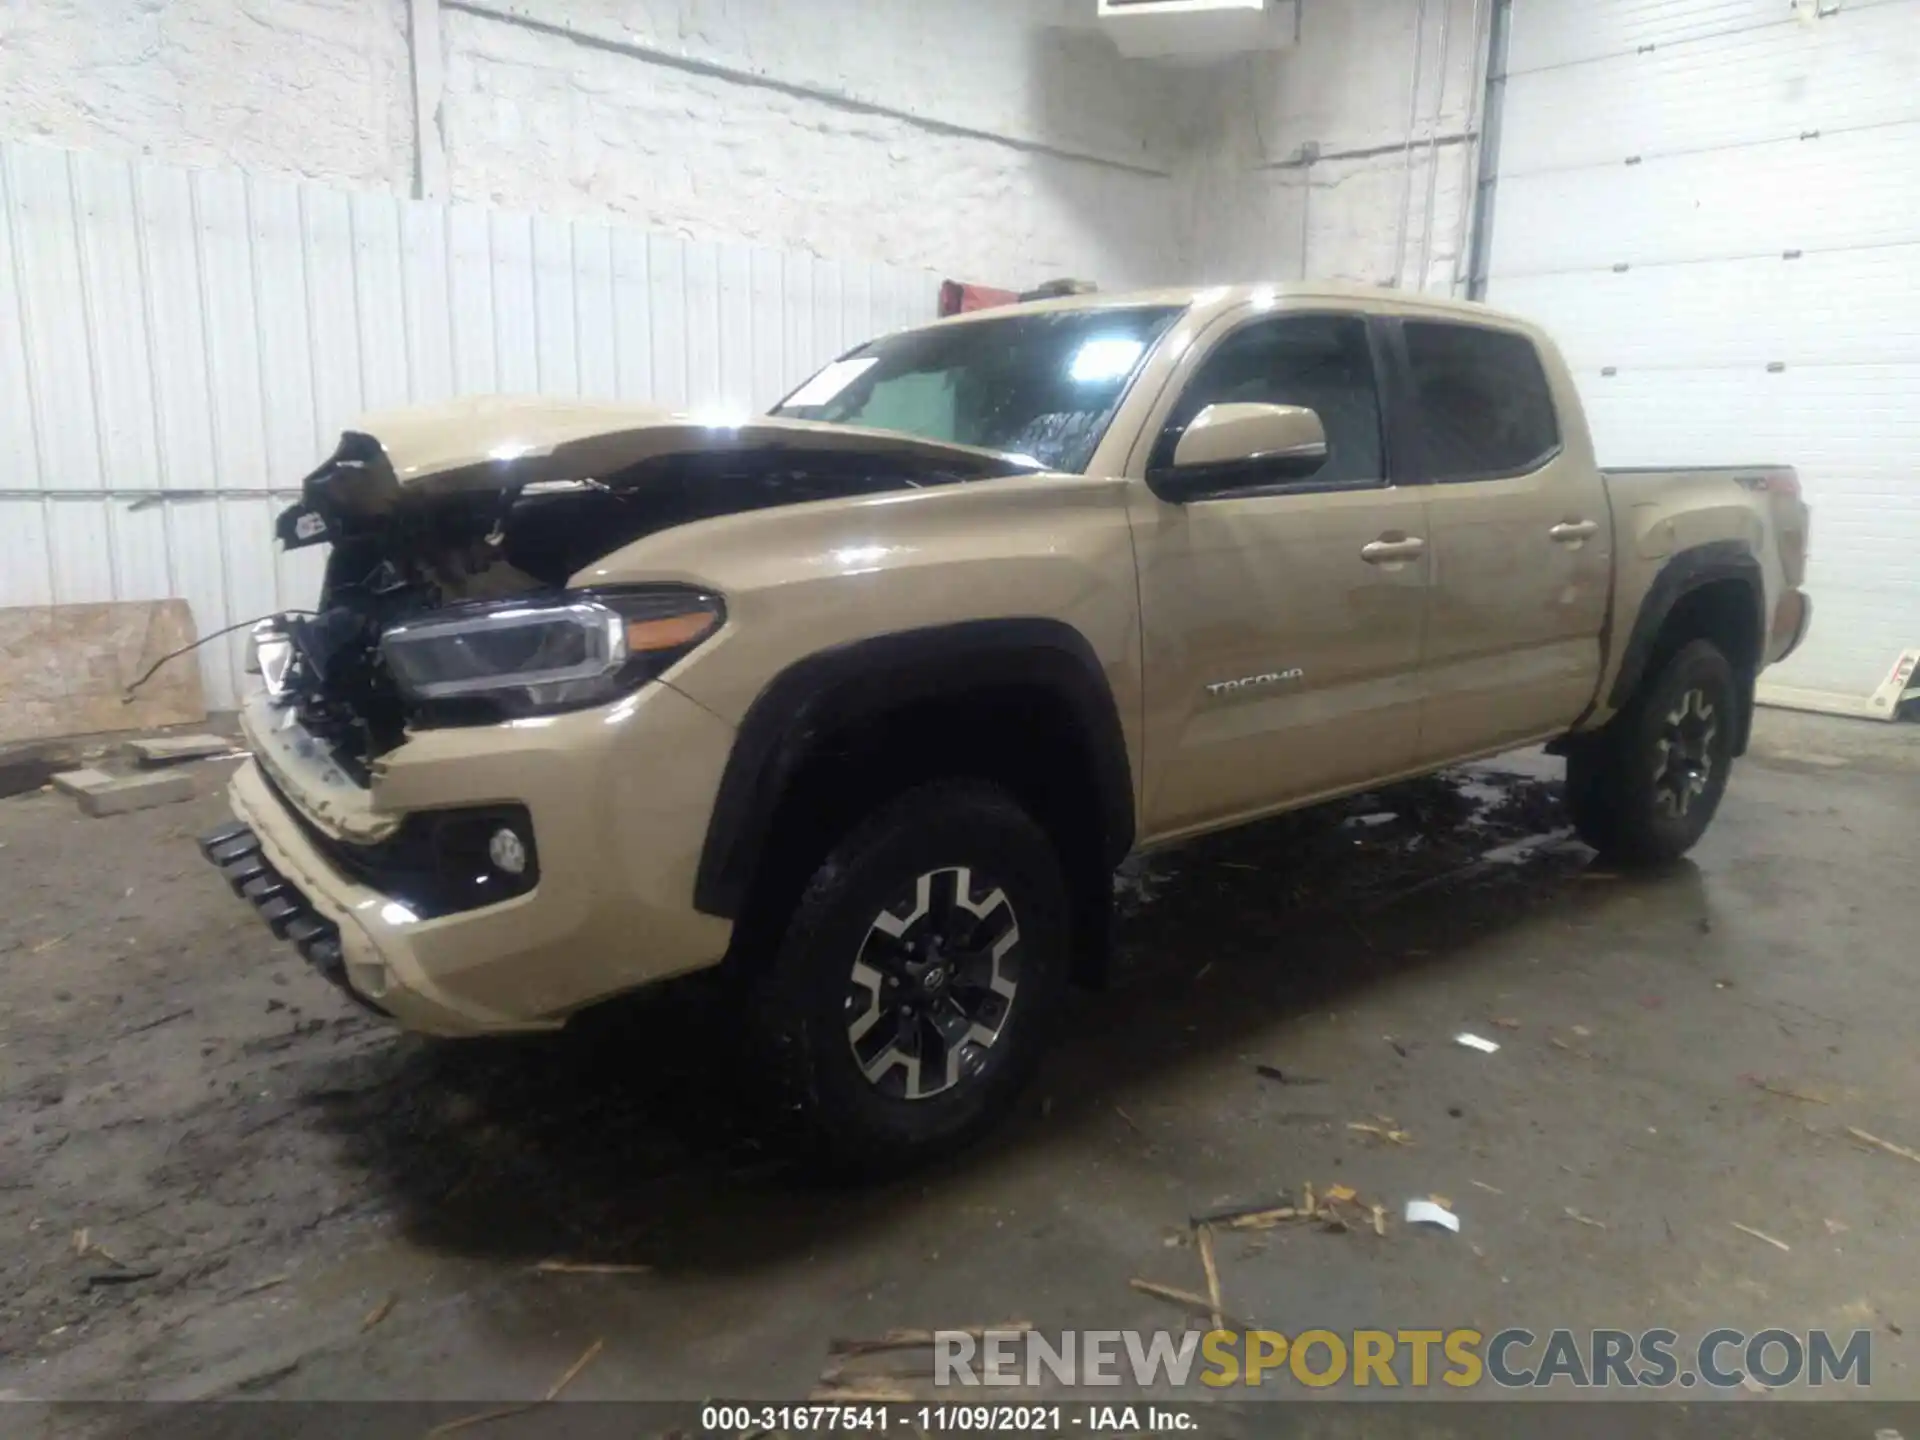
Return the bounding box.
[1069,338,1146,383]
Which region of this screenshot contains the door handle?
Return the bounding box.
[1550,520,1599,544]
[1360,536,1427,564]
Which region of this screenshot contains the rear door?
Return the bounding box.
[1398,320,1613,761]
[1127,308,1431,841]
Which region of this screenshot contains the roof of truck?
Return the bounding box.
[923,280,1537,333]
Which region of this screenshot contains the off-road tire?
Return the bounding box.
[1567,638,1738,866]
[750,780,1072,1174]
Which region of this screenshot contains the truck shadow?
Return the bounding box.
[305,760,1701,1273]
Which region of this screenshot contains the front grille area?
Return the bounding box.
[198,821,388,1015]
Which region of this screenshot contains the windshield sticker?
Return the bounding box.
[784,357,879,408]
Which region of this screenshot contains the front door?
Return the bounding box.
[1128,310,1431,843]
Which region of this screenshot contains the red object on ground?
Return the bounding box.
[939,281,1021,317]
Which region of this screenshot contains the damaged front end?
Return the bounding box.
[256,430,585,778]
[255,399,1036,779]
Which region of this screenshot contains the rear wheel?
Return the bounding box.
[750,780,1071,1172]
[1568,638,1737,865]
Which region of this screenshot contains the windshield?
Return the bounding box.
[772,305,1184,473]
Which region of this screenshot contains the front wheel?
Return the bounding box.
[750,780,1072,1173]
[1567,638,1738,866]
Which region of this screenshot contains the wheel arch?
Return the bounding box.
[1607,541,1766,754]
[694,619,1137,980]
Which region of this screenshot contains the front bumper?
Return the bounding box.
[205,682,739,1036]
[198,820,387,1016]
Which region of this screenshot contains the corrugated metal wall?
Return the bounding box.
[0,140,940,708]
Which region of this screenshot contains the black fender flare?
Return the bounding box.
[693,618,1137,920]
[1605,539,1766,749]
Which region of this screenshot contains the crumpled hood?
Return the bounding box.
[335,393,1033,495]
[274,394,1045,556]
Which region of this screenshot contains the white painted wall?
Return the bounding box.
[0,0,416,191]
[0,0,1475,295]
[438,4,1190,289]
[0,0,1212,291]
[1182,0,1488,293]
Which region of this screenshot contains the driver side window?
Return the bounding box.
[1154,314,1385,489]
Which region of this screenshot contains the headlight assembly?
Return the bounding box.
[381,588,723,722]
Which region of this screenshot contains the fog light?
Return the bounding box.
[488,826,528,876]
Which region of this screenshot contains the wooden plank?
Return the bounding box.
[0,599,207,744]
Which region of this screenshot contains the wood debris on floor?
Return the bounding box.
[812,1322,1035,1402]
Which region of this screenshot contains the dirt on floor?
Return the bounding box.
[0,754,1574,1378]
[3,711,1919,1426]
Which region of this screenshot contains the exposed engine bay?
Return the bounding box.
[262,419,1035,779]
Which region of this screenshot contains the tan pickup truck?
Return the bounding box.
[201,282,1811,1165]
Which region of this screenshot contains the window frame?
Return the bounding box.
[1389,317,1566,486]
[1141,308,1410,503]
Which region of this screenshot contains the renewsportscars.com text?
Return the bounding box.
[935,1327,1873,1390]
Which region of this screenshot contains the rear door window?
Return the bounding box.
[1403,322,1561,481]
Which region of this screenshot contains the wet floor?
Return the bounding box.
[3,710,1919,1411]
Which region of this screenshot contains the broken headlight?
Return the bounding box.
[381,588,723,722]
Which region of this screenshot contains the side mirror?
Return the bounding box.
[1149,402,1329,501]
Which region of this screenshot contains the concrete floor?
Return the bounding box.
[3,709,1919,1414]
